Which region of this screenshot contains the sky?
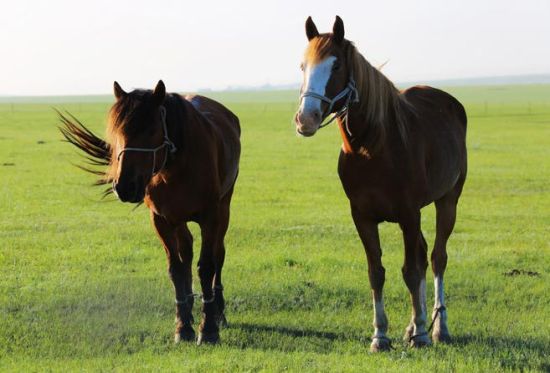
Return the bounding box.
[1,0,549,96]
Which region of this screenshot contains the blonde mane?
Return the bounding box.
[305,36,409,152]
[345,41,408,151]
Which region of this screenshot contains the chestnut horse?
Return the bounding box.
[295,17,467,351]
[60,80,240,345]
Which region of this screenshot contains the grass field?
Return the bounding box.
[1,84,549,372]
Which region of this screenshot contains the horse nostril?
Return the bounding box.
[294,112,301,125]
[312,110,321,121]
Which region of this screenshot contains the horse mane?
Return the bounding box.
[107,90,186,148]
[105,91,187,181]
[58,111,113,197]
[107,89,161,140]
[344,40,409,152]
[307,35,409,152]
[59,91,188,197]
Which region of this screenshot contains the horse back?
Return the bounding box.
[186,95,241,198]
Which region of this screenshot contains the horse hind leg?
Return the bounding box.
[174,224,195,342]
[213,242,228,328]
[403,231,429,344]
[213,191,233,328]
[400,211,431,348]
[197,194,233,345]
[430,186,461,344]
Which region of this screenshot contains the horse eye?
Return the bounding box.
[332,61,341,71]
[300,63,305,72]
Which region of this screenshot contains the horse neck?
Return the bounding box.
[345,53,407,155]
[164,95,204,156]
[171,97,216,164]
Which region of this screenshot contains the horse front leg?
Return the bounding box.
[351,206,390,352]
[400,211,431,348]
[152,213,195,343]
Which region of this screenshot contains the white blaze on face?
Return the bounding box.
[299,56,337,116]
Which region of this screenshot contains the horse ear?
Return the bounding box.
[113,81,126,100]
[153,80,166,105]
[305,16,319,41]
[332,15,345,44]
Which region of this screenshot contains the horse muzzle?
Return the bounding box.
[295,111,321,137]
[113,177,145,203]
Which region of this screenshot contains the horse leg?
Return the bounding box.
[213,242,227,328]
[213,195,232,328]
[400,211,431,347]
[403,231,429,340]
[351,206,389,352]
[431,189,460,343]
[196,212,224,345]
[152,213,195,343]
[174,224,195,341]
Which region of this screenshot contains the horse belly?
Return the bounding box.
[425,131,465,202]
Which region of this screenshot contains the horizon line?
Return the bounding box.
[1,73,550,99]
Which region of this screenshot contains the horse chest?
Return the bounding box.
[145,181,207,223]
[338,158,400,222]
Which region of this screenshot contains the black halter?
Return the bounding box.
[115,106,177,177]
[300,77,359,133]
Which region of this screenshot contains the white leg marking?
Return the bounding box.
[299,56,337,115]
[372,296,388,338]
[414,278,428,334]
[434,275,444,309]
[432,275,449,340]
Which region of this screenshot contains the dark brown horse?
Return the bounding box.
[60,80,240,345]
[295,17,467,351]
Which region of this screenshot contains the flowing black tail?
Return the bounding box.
[58,110,113,195]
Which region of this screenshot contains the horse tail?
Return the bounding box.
[57,110,113,188]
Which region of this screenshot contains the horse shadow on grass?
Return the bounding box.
[219,320,371,354]
[223,321,549,371]
[7,276,548,371]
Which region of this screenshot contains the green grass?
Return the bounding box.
[1,84,549,372]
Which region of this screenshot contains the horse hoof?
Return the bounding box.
[370,337,391,352]
[217,313,228,328]
[432,331,452,344]
[197,331,220,345]
[174,327,196,343]
[408,334,432,348]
